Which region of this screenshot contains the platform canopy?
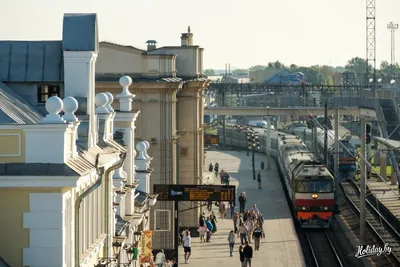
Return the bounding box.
[374,136,400,149]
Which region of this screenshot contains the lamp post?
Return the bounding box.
[233,124,244,150]
[96,235,140,267]
[247,129,260,180]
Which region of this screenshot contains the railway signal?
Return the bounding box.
[366,123,371,144]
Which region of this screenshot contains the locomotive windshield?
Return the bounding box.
[296,179,333,193]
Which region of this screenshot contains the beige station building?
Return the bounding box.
[0,13,209,267]
[95,29,210,249]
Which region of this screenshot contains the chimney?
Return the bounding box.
[181,33,189,46]
[146,40,157,51]
[25,96,79,163]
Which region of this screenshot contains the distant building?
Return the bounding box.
[265,70,305,85]
[95,28,210,249]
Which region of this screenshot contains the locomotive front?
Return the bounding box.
[293,164,334,228]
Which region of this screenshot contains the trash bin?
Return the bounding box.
[261,162,265,170]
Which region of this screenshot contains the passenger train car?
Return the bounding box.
[291,127,357,179]
[277,134,335,228]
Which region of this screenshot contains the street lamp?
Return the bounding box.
[96,238,139,267]
[247,129,260,180]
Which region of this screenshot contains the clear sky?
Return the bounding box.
[0,0,398,69]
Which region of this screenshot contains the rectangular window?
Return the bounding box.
[38,85,60,103]
[154,209,171,232]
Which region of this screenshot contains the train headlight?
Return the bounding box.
[302,207,306,211]
[320,206,328,211]
[311,194,318,199]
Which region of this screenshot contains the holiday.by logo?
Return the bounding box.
[355,243,392,258]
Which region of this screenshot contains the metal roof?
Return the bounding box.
[0,41,63,82]
[62,14,98,52]
[374,136,400,149]
[0,163,81,176]
[0,81,43,124]
[115,214,129,236]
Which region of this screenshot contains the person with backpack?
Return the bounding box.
[209,162,214,172]
[220,169,225,184]
[224,172,230,185]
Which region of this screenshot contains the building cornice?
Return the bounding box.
[97,81,183,94]
[0,175,80,187]
[113,110,141,122]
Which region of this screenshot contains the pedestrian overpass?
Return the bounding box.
[204,106,377,118]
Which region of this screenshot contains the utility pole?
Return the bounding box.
[387,22,399,79]
[334,108,340,213]
[324,101,329,165]
[266,117,272,169]
[366,0,376,88]
[360,117,367,244]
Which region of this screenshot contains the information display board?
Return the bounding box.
[154,184,235,202]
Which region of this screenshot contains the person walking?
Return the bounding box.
[257,213,265,238]
[220,169,225,184]
[239,223,248,245]
[197,224,209,243]
[183,230,192,264]
[209,162,214,172]
[219,202,226,221]
[205,217,213,242]
[257,171,262,189]
[239,245,245,267]
[246,219,254,244]
[228,230,236,257]
[224,171,230,185]
[243,242,253,267]
[210,211,218,233]
[199,212,205,227]
[214,162,219,176]
[252,224,263,251]
[207,200,212,211]
[229,201,235,218]
[155,249,166,267]
[238,193,246,213]
[233,211,239,233]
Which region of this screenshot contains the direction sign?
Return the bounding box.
[153,184,236,202]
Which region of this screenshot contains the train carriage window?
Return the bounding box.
[296,179,333,193]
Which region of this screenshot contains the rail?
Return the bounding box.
[340,180,400,264]
[305,231,344,267]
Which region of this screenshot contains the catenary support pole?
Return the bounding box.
[360,117,367,244]
[313,122,318,155]
[324,100,329,165]
[266,117,271,169]
[334,108,340,213]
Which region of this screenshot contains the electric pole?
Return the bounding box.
[360,117,367,245]
[387,22,399,79]
[334,108,340,213]
[324,101,328,165]
[366,0,376,87]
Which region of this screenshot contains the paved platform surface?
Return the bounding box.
[178,150,306,266]
[367,182,400,219]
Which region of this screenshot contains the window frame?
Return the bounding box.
[153,209,171,232]
[37,84,61,104]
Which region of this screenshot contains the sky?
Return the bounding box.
[0,0,399,69]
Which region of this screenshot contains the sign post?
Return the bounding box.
[153,184,236,264]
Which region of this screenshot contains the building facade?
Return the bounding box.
[0,13,157,267]
[95,28,210,249]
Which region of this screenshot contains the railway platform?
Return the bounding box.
[178,150,306,266]
[367,182,400,219]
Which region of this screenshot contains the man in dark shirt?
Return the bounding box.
[243,241,253,266]
[252,225,263,250]
[238,193,246,213]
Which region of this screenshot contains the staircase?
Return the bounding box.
[379,99,400,140]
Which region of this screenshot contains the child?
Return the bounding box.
[197,224,209,242]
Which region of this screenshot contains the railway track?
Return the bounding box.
[340,180,400,266]
[305,230,344,267]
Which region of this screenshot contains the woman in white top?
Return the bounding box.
[155,249,166,267]
[183,230,192,264]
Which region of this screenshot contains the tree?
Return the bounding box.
[345,57,367,76]
[249,65,266,71]
[204,69,215,76]
[232,69,249,75]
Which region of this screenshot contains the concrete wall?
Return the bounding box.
[97,46,143,74]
